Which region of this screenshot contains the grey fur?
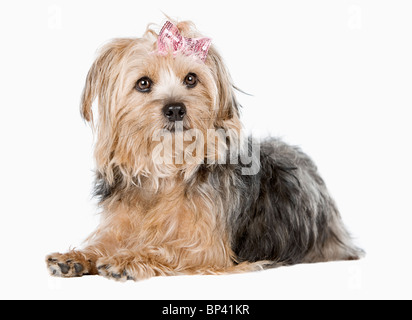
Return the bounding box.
[192,138,364,266]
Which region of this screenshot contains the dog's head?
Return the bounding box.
[81,20,241,188]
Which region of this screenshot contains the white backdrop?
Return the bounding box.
[0,0,411,300]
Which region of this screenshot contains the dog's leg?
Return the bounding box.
[94,250,265,281]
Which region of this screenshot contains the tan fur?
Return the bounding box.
[46,20,253,281]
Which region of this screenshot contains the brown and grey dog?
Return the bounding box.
[46,20,363,281]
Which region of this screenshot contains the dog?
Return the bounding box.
[46,20,363,281]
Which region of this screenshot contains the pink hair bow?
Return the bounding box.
[157,21,212,62]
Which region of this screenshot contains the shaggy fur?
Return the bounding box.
[46,20,363,281]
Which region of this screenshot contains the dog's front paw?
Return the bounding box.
[96,256,137,282]
[46,251,95,278]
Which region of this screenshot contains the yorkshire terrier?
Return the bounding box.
[46,20,363,281]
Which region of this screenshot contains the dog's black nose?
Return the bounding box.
[162,103,186,122]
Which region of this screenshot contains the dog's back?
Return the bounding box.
[200,138,364,266]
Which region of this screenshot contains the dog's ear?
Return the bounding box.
[207,46,240,123]
[80,39,133,124]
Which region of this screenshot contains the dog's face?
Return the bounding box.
[81,21,240,186]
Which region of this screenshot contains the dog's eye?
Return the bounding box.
[184,73,198,88]
[135,77,153,93]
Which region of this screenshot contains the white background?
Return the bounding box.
[0,0,411,300]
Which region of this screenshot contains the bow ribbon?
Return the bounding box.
[157,21,212,62]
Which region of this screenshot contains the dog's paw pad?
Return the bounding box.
[74,263,84,274]
[57,263,70,275]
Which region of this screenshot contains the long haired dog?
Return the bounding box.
[46,20,363,281]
